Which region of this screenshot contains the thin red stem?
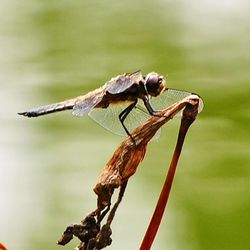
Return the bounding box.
[139,103,197,250]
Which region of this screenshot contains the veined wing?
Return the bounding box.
[106,70,143,94]
[88,100,161,139]
[150,88,204,118]
[72,88,104,116]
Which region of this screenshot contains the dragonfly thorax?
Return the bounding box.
[144,72,166,97]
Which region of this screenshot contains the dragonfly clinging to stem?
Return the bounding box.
[18,70,203,140]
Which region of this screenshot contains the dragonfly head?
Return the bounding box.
[145,72,166,97]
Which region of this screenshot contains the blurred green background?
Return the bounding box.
[0,0,249,250]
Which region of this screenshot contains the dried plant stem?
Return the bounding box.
[57,96,202,250]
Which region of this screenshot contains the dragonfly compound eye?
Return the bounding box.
[145,73,166,97]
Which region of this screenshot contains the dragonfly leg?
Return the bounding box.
[144,98,174,119]
[119,101,137,143]
[143,99,160,115]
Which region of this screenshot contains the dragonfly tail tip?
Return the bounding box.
[18,111,33,117]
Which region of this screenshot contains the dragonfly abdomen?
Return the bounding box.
[18,98,77,117]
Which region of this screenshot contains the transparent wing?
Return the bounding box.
[106,70,143,94]
[72,91,104,116]
[150,88,203,118]
[88,100,161,139]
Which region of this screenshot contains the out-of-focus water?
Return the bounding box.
[1,1,249,250]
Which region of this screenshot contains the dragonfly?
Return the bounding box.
[18,70,203,139]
